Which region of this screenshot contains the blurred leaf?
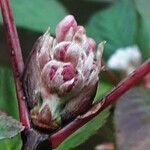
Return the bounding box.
[0,114,24,140]
[0,0,67,34]
[115,87,150,150]
[0,66,22,150]
[135,0,150,59]
[86,0,137,60]
[57,108,110,150]
[82,0,113,2]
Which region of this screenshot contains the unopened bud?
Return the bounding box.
[23,15,104,130]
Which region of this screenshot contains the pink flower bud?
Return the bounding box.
[23,15,104,130]
[87,38,96,52]
[64,43,81,67]
[36,30,53,70]
[62,64,75,81]
[54,41,70,61]
[56,15,77,42]
[73,26,86,44]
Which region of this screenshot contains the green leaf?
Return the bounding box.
[135,0,150,59]
[0,136,21,150]
[115,87,150,149]
[0,114,24,140]
[86,0,138,60]
[94,81,113,102]
[0,67,18,118]
[0,66,22,150]
[82,0,113,2]
[0,0,67,34]
[57,108,110,150]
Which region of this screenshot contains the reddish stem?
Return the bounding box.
[50,59,150,148]
[0,0,30,128]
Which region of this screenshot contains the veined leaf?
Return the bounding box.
[0,114,24,140]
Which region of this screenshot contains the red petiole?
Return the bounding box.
[0,0,30,128]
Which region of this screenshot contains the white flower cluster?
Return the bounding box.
[107,46,142,74]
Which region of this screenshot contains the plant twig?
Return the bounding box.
[50,59,150,149]
[0,0,30,128]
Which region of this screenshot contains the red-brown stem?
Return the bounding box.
[50,59,150,148]
[0,0,30,128]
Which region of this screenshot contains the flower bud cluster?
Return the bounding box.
[30,15,104,129]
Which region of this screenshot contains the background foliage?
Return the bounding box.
[0,0,149,149]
